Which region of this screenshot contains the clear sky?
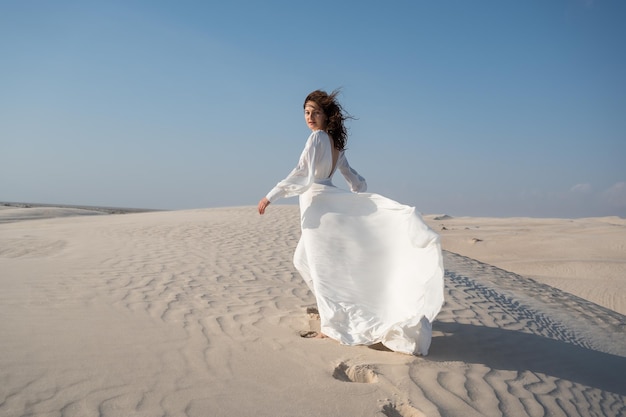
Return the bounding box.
[1,0,625,218]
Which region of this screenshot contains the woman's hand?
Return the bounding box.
[258,197,270,215]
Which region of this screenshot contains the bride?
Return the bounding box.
[258,90,444,355]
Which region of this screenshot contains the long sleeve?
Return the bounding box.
[265,132,319,203]
[337,153,367,193]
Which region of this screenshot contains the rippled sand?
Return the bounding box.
[1,206,624,416]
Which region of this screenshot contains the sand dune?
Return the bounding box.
[1,206,624,416]
[427,215,626,316]
[0,206,108,224]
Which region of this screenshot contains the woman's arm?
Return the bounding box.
[337,153,367,192]
[258,132,321,214]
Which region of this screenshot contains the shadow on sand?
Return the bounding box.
[429,321,626,396]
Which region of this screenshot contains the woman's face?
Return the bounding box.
[304,101,327,131]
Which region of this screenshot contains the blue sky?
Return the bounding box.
[1,0,624,217]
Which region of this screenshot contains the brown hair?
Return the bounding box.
[304,89,352,151]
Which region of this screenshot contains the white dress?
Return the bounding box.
[266,130,444,355]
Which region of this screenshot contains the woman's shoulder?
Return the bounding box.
[308,129,329,138]
[307,130,330,145]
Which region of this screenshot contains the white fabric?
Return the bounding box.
[266,130,444,355]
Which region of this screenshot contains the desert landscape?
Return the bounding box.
[0,204,624,416]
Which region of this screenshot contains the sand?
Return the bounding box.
[0,205,624,417]
[427,215,626,316]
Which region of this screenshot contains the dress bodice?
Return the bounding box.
[266,130,366,203]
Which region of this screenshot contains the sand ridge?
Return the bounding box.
[427,215,626,316]
[0,206,624,416]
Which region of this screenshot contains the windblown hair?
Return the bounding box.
[304,89,353,151]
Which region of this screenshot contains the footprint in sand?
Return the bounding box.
[380,401,426,417]
[332,361,378,383]
[306,306,320,317]
[299,306,322,338]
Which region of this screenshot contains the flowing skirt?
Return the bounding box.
[294,183,444,355]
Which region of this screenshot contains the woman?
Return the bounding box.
[258,90,444,355]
